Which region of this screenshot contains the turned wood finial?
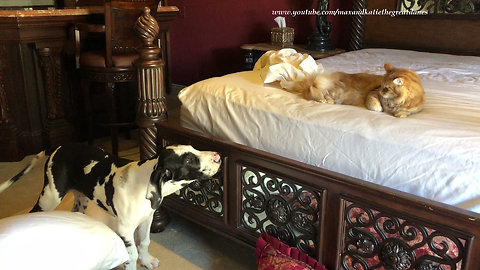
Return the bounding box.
[135,7,160,46]
[135,7,163,67]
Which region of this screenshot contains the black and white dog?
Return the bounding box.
[0,143,221,270]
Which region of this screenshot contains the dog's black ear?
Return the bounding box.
[146,167,171,209]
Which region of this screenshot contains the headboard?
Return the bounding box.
[348,0,480,55]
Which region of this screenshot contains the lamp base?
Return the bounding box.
[306,32,334,52]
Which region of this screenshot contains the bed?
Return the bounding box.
[151,0,480,269]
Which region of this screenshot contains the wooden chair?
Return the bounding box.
[75,0,159,157]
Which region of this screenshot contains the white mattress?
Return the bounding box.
[178,49,480,213]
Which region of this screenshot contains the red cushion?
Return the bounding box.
[256,234,327,270]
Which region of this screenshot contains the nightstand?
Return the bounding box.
[241,43,345,70]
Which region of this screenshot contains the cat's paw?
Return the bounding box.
[365,96,383,112]
[315,98,329,104]
[393,112,409,118]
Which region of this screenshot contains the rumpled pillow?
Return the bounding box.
[253,48,323,84]
[256,233,327,270]
[0,211,129,270]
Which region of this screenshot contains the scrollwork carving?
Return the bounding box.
[418,260,445,270]
[240,165,322,256]
[380,240,413,270]
[398,0,479,14]
[174,176,224,217]
[341,201,467,270]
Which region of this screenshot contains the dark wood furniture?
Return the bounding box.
[241,43,344,70]
[157,121,480,269]
[75,0,174,93]
[133,6,171,160]
[0,7,103,161]
[0,4,177,161]
[141,0,480,269]
[348,0,480,55]
[133,4,178,232]
[76,0,160,157]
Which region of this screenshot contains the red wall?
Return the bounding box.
[168,0,352,86]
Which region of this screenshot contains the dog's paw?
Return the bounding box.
[140,254,160,270]
[123,261,137,270]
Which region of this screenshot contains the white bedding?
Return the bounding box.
[178,49,480,213]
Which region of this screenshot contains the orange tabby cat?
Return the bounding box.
[281,64,425,117]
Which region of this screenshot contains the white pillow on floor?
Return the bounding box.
[0,211,128,270]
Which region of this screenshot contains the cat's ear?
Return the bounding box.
[384,63,394,71]
[393,77,404,86]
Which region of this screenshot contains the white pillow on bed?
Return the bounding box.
[0,211,128,270]
[253,48,322,83]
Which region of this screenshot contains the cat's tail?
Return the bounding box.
[304,73,335,104]
[280,77,308,92]
[280,72,325,92]
[0,151,46,194]
[311,73,336,90]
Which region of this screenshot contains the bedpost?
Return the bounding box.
[348,0,366,51]
[134,7,167,160]
[134,7,171,233]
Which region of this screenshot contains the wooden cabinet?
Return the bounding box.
[0,8,103,161]
[0,7,177,161]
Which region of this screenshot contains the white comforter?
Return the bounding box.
[178,49,480,213]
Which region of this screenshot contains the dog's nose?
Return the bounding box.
[213,153,221,163]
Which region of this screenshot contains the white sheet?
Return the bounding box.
[178,49,480,214]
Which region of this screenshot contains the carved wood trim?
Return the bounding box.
[0,43,10,123]
[37,47,64,120]
[348,0,367,51]
[134,7,167,160]
[397,0,480,15]
[340,197,471,270]
[157,121,480,269]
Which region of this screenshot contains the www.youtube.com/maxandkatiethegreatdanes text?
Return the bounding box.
[272,8,428,17]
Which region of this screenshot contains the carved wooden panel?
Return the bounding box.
[172,175,224,218]
[397,0,479,15]
[340,198,472,270]
[0,43,9,123]
[239,164,324,257]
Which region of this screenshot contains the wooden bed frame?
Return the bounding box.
[135,0,480,269]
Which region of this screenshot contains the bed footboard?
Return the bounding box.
[157,121,480,270]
